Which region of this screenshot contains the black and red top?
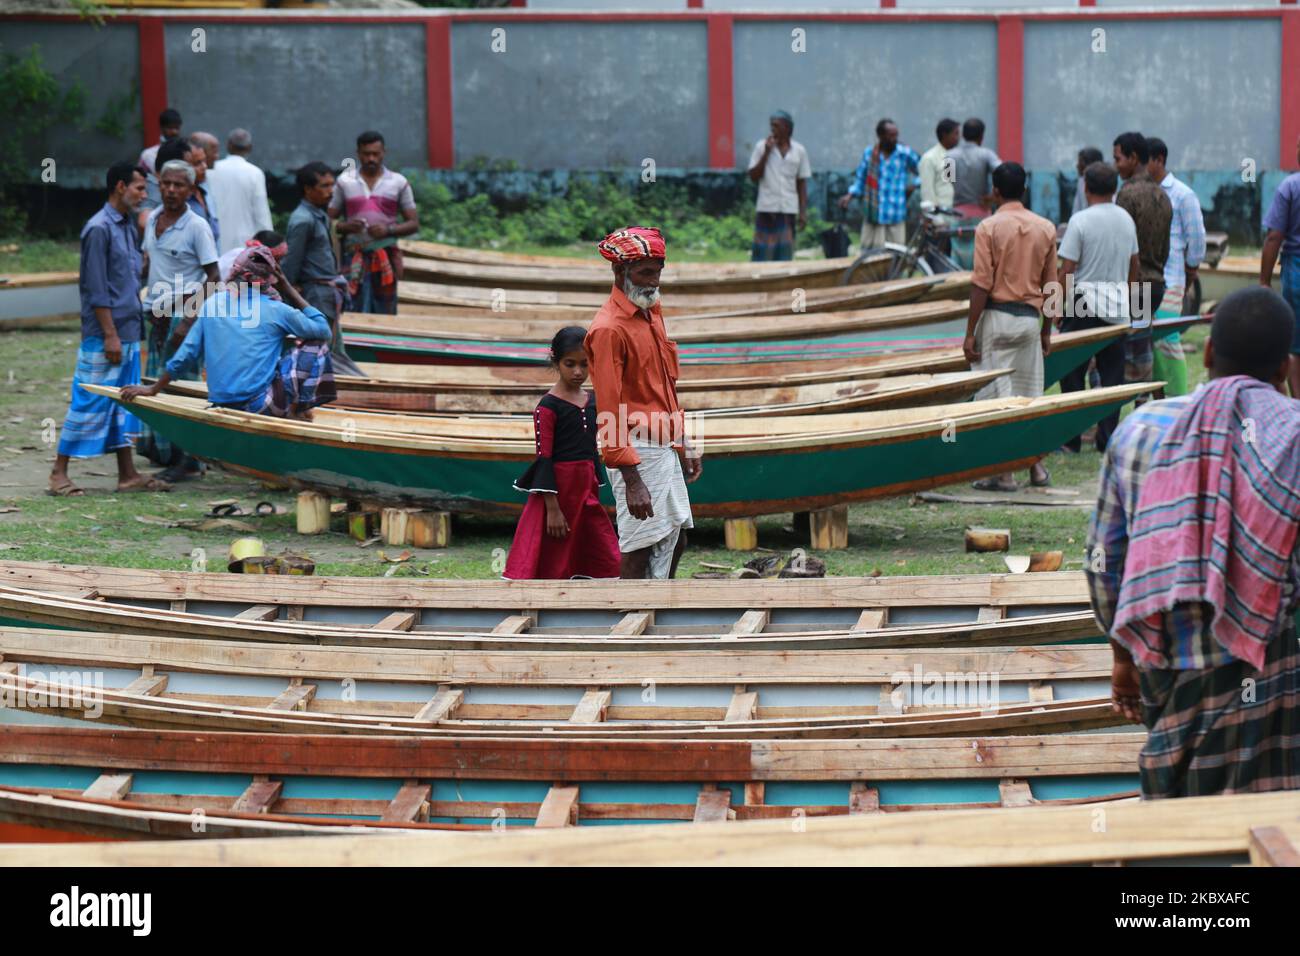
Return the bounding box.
[513,392,604,493]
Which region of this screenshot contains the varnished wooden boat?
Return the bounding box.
[0,561,1101,650]
[0,724,1145,838]
[0,628,1122,738]
[347,297,970,345]
[398,273,971,317]
[161,369,1008,417]
[0,271,80,330]
[14,789,1293,865]
[80,383,1150,517]
[399,249,887,294]
[1203,254,1271,300]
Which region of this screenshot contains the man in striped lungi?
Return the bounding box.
[1087,287,1300,798]
[586,227,702,579]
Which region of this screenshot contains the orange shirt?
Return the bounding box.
[971,200,1057,311]
[584,285,683,468]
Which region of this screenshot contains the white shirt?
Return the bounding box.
[208,154,273,254]
[919,142,954,208]
[748,138,810,215]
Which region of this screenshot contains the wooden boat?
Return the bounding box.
[0,561,1102,650]
[400,238,882,287]
[0,724,1145,837]
[1203,254,1270,301]
[398,273,971,317]
[13,789,1292,865]
[346,297,970,346]
[161,369,1008,417]
[0,628,1122,739]
[0,271,80,330]
[399,250,888,294]
[346,314,1199,380]
[80,382,1150,517]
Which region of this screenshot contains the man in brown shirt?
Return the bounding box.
[1113,131,1171,387]
[963,161,1057,490]
[585,227,702,579]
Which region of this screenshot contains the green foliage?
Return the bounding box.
[94,87,139,141]
[406,175,834,260]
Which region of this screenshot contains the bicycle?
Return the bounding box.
[839,203,979,285]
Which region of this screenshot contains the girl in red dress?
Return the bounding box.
[502,327,621,580]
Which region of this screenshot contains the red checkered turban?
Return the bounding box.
[227,244,282,301]
[596,226,666,264]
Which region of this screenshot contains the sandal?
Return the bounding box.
[46,478,85,497]
[117,476,172,493]
[971,477,1018,493]
[1030,466,1052,488]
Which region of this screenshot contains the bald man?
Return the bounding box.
[210,128,272,252]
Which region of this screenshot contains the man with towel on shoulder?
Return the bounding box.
[586,227,702,579]
[1086,286,1300,798]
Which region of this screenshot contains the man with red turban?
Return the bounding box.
[585,227,702,579]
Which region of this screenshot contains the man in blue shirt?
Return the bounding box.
[49,162,169,496]
[838,118,920,251]
[1261,133,1300,398]
[122,246,336,420]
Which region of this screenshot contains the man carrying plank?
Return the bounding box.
[585,227,702,579]
[1087,286,1300,798]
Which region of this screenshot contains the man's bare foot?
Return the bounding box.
[47,475,85,497]
[116,474,171,493]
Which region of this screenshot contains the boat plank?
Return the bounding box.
[381,782,432,823]
[694,788,733,824]
[535,786,579,828]
[232,777,283,815]
[372,612,416,632]
[569,689,611,724]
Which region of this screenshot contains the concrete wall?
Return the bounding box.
[733,20,999,170]
[1023,18,1281,171]
[451,21,710,169]
[162,23,428,172]
[0,22,140,181]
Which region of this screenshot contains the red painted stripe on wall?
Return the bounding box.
[707,14,734,169]
[137,19,167,150]
[996,17,1024,164]
[1283,10,1300,168]
[688,0,703,8]
[426,20,454,169]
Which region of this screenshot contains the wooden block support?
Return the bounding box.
[1027,681,1055,703]
[849,782,882,814]
[268,680,317,712]
[121,671,168,697]
[729,610,769,636]
[998,778,1035,808]
[852,608,888,632]
[235,605,279,621]
[535,785,580,828]
[610,611,654,636]
[491,615,534,635]
[408,511,452,549]
[724,690,758,723]
[382,508,410,547]
[965,527,1010,553]
[1249,826,1300,867]
[371,611,417,632]
[976,606,1007,624]
[569,688,611,723]
[347,511,378,542]
[82,773,133,801]
[809,505,849,550]
[412,686,464,724]
[724,517,758,551]
[295,491,331,535]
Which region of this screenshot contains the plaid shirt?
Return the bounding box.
[849,144,920,226]
[1086,390,1300,669]
[1159,173,1206,290]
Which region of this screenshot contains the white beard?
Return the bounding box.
[623,275,661,310]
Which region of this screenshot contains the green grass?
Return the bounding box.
[0,238,80,275]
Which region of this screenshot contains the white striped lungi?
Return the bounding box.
[970,306,1045,402]
[606,442,694,578]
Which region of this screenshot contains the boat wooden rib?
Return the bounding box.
[0,724,1145,837]
[14,789,1293,865]
[160,369,1008,417]
[346,297,971,345]
[0,271,80,330]
[398,272,970,317]
[81,383,1149,517]
[399,250,888,294]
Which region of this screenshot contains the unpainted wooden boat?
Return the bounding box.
[81,382,1150,517]
[0,627,1122,738]
[399,249,888,294]
[161,369,1008,417]
[12,789,1292,865]
[0,561,1099,650]
[0,271,80,330]
[346,297,970,345]
[0,724,1145,839]
[398,272,971,317]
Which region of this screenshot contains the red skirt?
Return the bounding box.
[503,460,621,580]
